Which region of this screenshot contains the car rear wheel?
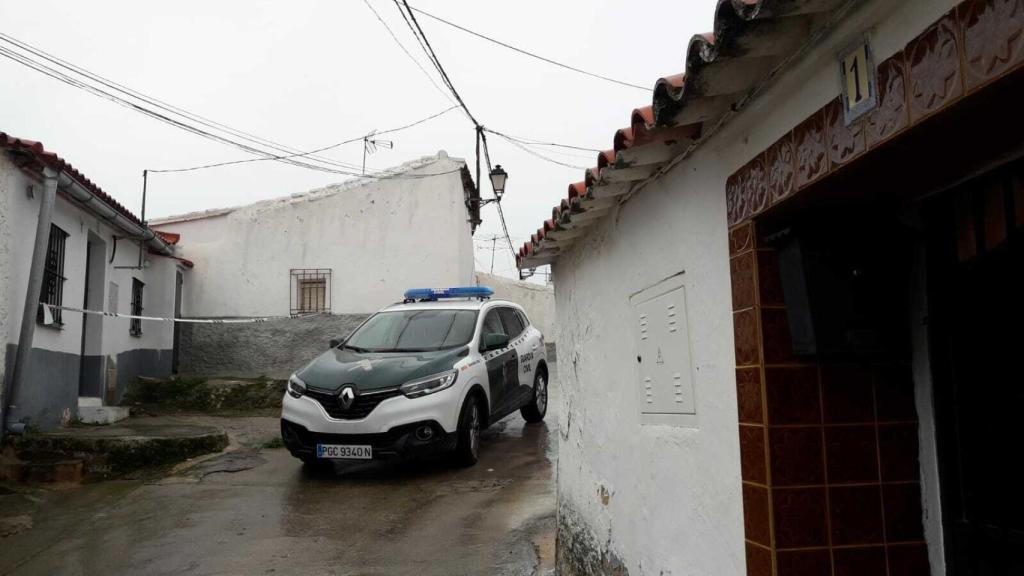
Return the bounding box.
[520,370,548,423]
[452,395,482,467]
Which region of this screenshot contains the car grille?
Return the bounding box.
[304,387,402,420]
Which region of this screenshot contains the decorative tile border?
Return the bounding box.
[726,1,1024,226]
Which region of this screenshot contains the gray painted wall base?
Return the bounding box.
[177,314,369,379]
[3,343,172,430]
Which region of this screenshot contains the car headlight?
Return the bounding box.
[287,374,307,398]
[399,370,458,399]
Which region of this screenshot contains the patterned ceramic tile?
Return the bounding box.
[730,221,756,255]
[734,308,762,367]
[793,108,829,189]
[867,53,910,149]
[883,483,925,542]
[959,0,1024,92]
[833,546,886,576]
[775,549,831,576]
[770,427,825,486]
[826,425,880,484]
[773,487,829,548]
[737,367,764,424]
[740,425,769,484]
[766,132,796,205]
[906,12,965,122]
[827,98,866,169]
[765,367,821,425]
[829,485,885,545]
[731,251,758,311]
[744,483,773,546]
[745,542,773,576]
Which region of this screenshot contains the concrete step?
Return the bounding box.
[78,397,102,408]
[0,449,84,484]
[77,405,130,425]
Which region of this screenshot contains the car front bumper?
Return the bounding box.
[280,418,457,460]
[281,383,462,435]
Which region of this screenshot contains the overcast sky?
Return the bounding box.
[0,0,716,280]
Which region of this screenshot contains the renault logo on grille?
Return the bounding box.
[339,386,356,409]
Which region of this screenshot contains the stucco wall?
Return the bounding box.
[0,154,12,401]
[475,272,556,340]
[550,0,959,573]
[154,153,476,317]
[176,313,368,379]
[1,153,183,427]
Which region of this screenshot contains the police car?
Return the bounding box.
[280,287,549,467]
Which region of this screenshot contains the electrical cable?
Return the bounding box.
[0,41,462,180]
[149,105,459,174]
[360,0,456,107]
[408,5,650,92]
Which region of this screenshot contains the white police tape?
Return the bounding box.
[42,303,322,324]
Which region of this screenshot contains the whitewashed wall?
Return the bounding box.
[475,272,555,340]
[0,154,13,390]
[550,0,957,573]
[2,152,184,426]
[153,153,475,317]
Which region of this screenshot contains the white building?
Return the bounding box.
[152,152,480,317]
[517,0,1024,574]
[1,133,190,431]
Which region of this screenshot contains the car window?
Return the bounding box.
[516,309,531,330]
[346,309,478,352]
[498,307,525,339]
[481,309,506,338]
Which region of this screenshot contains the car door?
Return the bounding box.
[497,307,532,407]
[480,308,518,417]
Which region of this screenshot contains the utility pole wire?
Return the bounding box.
[360,0,456,107]
[149,105,458,174]
[0,33,366,174]
[409,6,650,92]
[0,41,459,181]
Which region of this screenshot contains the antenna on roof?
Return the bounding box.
[362,131,394,174]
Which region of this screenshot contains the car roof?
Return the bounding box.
[380,298,520,313]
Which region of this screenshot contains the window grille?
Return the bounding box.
[38,224,69,326]
[130,278,145,336]
[291,269,331,315]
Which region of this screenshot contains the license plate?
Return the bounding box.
[316,444,372,460]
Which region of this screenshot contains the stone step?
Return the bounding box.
[0,449,84,484]
[78,397,102,408]
[77,405,130,425]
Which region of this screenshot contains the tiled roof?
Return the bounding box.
[1,132,146,227]
[517,0,848,268]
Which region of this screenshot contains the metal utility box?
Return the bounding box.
[630,273,697,427]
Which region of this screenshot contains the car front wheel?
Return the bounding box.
[452,395,482,467]
[520,370,548,423]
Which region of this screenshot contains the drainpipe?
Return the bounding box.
[2,168,59,436]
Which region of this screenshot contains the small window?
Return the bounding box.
[291,269,331,315]
[38,224,69,326]
[498,307,525,339]
[130,278,145,336]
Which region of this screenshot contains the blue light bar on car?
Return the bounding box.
[404,286,494,300]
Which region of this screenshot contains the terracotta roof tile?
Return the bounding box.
[518,0,848,269]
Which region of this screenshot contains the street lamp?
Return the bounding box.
[489,165,508,200]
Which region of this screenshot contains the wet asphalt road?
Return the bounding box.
[0,374,559,576]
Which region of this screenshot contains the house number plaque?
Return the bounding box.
[839,37,878,125]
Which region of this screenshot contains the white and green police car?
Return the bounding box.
[280,287,549,467]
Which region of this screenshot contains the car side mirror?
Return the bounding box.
[481,333,509,352]
[329,338,343,349]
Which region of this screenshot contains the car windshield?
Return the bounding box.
[343,309,478,353]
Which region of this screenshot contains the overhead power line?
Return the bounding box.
[360,0,456,107]
[409,6,650,92]
[150,105,459,174]
[0,35,461,181]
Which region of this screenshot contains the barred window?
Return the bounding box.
[130,278,145,336]
[290,269,331,315]
[38,224,69,326]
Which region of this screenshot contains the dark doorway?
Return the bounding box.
[78,236,106,397]
[927,161,1024,575]
[172,270,183,374]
